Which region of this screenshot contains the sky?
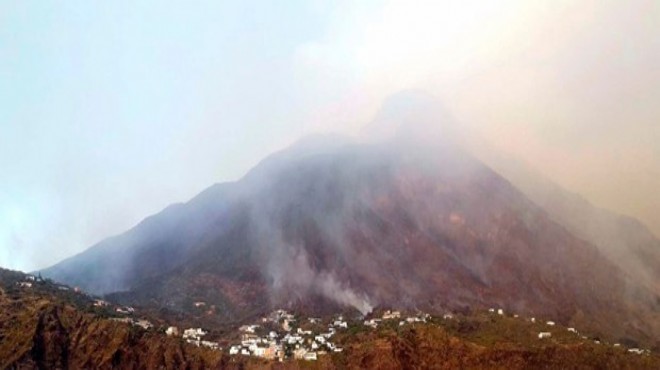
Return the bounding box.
[1,0,659,272]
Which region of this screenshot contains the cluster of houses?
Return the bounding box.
[363,310,431,329]
[115,306,135,315]
[162,326,221,350]
[182,327,220,350]
[628,348,651,355]
[16,274,38,288]
[15,274,80,293]
[225,308,450,361]
[93,299,109,307]
[88,298,160,332]
[226,310,346,361]
[90,297,150,329]
[110,317,154,330]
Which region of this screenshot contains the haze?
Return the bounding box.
[1,0,658,272]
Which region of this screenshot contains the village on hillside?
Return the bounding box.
[211,309,432,361]
[11,272,655,361]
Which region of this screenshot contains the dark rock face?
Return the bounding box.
[41,135,660,348]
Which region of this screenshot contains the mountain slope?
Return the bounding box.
[41,134,660,349]
[475,150,660,297]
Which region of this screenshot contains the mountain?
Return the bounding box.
[40,127,660,349]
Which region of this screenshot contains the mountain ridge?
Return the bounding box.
[473,146,660,296]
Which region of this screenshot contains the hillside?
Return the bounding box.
[2,268,658,369]
[304,311,660,370]
[0,268,221,369]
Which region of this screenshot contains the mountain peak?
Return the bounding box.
[361,89,457,145]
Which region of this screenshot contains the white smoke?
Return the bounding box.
[315,272,373,315]
[259,229,373,315]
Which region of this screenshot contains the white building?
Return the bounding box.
[382,310,401,320]
[333,320,348,328]
[322,331,334,338]
[239,325,259,333]
[134,320,152,330]
[93,299,109,307]
[201,341,219,350]
[293,348,308,360]
[183,328,207,341]
[538,332,552,339]
[297,328,312,335]
[286,335,302,344]
[303,352,317,361]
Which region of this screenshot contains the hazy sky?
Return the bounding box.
[2,0,659,272]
